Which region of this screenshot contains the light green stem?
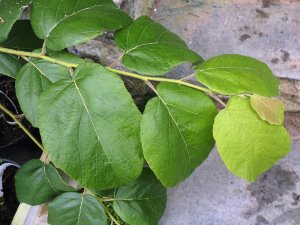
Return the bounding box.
[0,46,78,67]
[0,103,46,152]
[0,46,226,106]
[0,47,212,91]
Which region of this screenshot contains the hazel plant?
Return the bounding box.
[0,0,291,224]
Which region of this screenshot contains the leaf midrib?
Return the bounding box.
[198,66,270,74]
[156,94,192,171]
[73,79,122,185]
[114,195,164,202]
[43,166,58,194]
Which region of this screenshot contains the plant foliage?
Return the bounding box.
[0,0,291,224]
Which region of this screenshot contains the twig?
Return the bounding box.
[41,41,47,55]
[180,73,196,81]
[104,206,121,225]
[209,94,226,107]
[109,54,123,68]
[0,103,46,152]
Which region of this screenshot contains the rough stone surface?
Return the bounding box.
[280,79,300,112]
[159,140,300,225]
[151,0,300,80]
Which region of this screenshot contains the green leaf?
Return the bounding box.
[16,52,84,127]
[1,20,43,50]
[213,96,291,182]
[31,0,132,51]
[0,0,31,43]
[196,54,279,97]
[39,62,143,189]
[141,83,217,186]
[113,168,167,225]
[250,94,285,125]
[0,53,23,78]
[15,159,76,205]
[115,16,203,76]
[48,192,107,225]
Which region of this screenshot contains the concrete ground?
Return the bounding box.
[160,140,300,225]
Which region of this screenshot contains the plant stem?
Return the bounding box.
[0,46,226,106]
[107,67,212,93]
[104,206,121,225]
[0,47,78,68]
[0,103,46,152]
[108,53,123,68]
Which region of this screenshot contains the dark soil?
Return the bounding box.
[0,166,19,225]
[0,76,32,148]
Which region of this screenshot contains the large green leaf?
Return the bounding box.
[39,62,143,189]
[213,96,291,182]
[31,0,132,51]
[141,83,217,187]
[115,16,203,76]
[15,159,76,205]
[0,53,23,78]
[250,94,285,125]
[196,54,279,97]
[16,52,84,127]
[48,192,107,225]
[0,0,31,42]
[113,168,167,225]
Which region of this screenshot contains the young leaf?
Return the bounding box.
[0,53,23,78]
[213,96,291,182]
[15,159,76,205]
[38,62,143,190]
[141,83,217,187]
[0,0,31,42]
[16,52,84,127]
[250,94,285,125]
[31,0,132,51]
[115,16,203,76]
[113,168,167,225]
[48,192,107,225]
[196,54,279,97]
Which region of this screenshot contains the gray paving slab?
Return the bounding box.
[159,140,300,225]
[152,0,300,80]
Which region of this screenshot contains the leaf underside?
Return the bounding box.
[213,96,291,182]
[250,94,285,125]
